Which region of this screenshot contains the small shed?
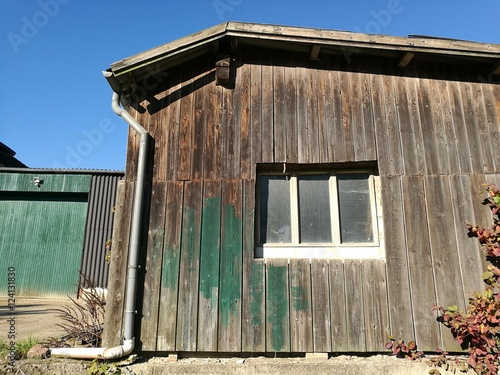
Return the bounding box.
[103,22,500,354]
[0,168,123,298]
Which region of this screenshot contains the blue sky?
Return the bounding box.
[1,0,499,171]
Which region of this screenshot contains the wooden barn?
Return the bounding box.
[102,22,500,355]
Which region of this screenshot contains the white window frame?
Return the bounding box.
[256,170,385,260]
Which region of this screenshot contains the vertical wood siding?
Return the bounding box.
[107,48,500,353]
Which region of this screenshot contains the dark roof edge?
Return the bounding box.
[0,167,124,176]
[0,142,16,156]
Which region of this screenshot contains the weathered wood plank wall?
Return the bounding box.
[105,47,500,354]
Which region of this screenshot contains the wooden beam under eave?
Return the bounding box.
[310,45,321,60]
[398,52,415,68]
[492,61,500,75]
[211,40,219,55]
[231,37,239,53]
[216,57,231,86]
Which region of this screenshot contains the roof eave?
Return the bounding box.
[110,22,229,76]
[105,21,500,95]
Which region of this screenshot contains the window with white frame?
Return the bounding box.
[256,167,384,259]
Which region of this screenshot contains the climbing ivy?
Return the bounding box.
[433,183,500,375]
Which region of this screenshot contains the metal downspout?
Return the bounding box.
[50,92,148,359]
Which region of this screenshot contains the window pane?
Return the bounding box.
[259,176,291,243]
[298,175,332,243]
[337,174,373,243]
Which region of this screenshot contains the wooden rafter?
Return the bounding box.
[398,52,415,68]
[492,60,500,75]
[310,45,321,61]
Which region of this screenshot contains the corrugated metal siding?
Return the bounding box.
[0,172,92,299]
[79,174,123,288]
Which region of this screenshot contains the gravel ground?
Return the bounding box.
[0,298,74,342]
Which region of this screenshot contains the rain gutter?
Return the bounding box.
[50,90,148,359]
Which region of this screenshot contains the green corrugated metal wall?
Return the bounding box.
[0,173,91,299]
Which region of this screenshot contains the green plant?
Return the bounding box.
[433,183,500,375]
[0,336,39,361]
[15,336,39,359]
[0,339,9,357]
[87,359,121,375]
[385,336,424,360]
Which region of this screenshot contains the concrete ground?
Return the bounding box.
[2,354,475,375]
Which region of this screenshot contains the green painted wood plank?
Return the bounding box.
[198,180,222,351]
[266,259,290,352]
[218,180,243,351]
[157,181,183,351]
[289,258,313,352]
[176,181,202,351]
[242,179,265,352]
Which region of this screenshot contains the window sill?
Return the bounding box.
[255,246,385,260]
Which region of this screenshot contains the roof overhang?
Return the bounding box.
[105,21,500,97]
